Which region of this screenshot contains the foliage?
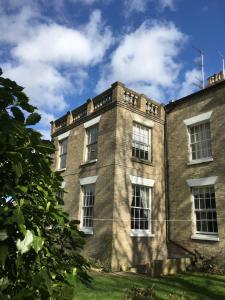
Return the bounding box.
[0,68,90,299]
[87,257,112,273]
[125,285,155,300]
[194,253,225,275]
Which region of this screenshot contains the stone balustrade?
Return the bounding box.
[54,115,67,130]
[146,101,159,116]
[123,90,138,107]
[51,81,162,134]
[72,104,87,121]
[93,91,112,111]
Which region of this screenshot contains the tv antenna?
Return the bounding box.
[218,51,225,77]
[193,47,205,89]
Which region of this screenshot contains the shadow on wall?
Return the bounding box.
[112,108,167,273]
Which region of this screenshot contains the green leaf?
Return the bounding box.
[10,106,25,123]
[16,230,34,254]
[13,207,25,225]
[26,113,41,125]
[0,230,8,241]
[0,246,8,267]
[0,277,9,291]
[12,160,23,179]
[32,235,45,254]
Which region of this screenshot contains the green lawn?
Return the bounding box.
[75,271,225,300]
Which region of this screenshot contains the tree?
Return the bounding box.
[0,68,90,300]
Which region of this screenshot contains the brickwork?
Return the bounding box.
[166,82,225,259]
[112,105,167,270]
[51,82,166,272]
[51,79,225,273]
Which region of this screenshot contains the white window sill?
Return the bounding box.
[130,230,155,237]
[80,228,93,235]
[80,159,98,167]
[56,168,66,172]
[191,234,219,241]
[187,157,213,165]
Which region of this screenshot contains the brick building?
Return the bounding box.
[51,72,225,274]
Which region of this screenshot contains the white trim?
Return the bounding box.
[183,111,212,126]
[131,113,154,128]
[187,157,213,165]
[80,175,98,185]
[56,168,66,172]
[80,227,93,235]
[130,230,155,237]
[129,175,155,187]
[186,176,218,187]
[84,115,101,128]
[57,130,70,141]
[80,159,98,166]
[191,234,219,242]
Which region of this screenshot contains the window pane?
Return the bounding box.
[82,184,95,228]
[132,123,150,161]
[193,185,218,234]
[190,122,212,160]
[86,125,98,161]
[131,185,151,231]
[60,153,66,169]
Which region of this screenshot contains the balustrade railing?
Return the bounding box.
[123,90,138,107]
[52,82,162,134]
[93,91,112,111]
[146,101,159,116]
[55,116,67,130]
[72,104,87,121]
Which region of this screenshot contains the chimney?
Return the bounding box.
[207,71,225,86]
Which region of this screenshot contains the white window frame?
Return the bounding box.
[57,131,70,170]
[132,123,151,161]
[85,124,98,162]
[183,111,213,165]
[83,115,101,163]
[58,138,68,170]
[129,175,155,237]
[79,176,98,234]
[186,176,219,241]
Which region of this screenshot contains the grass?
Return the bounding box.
[75,271,225,300]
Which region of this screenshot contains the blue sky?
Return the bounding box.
[0,0,225,138]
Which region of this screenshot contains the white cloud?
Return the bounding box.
[159,0,175,10]
[0,7,112,138]
[124,0,175,16]
[97,21,186,101]
[12,10,112,67]
[177,68,202,99]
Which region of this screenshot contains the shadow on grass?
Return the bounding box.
[75,272,225,300]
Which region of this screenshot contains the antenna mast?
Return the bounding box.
[193,47,205,89]
[218,51,225,77]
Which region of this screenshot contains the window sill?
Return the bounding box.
[56,168,66,172]
[191,234,219,242]
[130,230,155,237]
[131,157,153,166]
[80,159,98,167]
[80,228,93,235]
[187,157,213,165]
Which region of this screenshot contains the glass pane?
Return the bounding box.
[60,154,66,169]
[60,138,68,155]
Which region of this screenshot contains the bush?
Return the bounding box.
[0,68,90,299]
[125,285,155,300]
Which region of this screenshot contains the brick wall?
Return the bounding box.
[166,82,225,259]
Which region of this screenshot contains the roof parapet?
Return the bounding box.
[51,81,162,135]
